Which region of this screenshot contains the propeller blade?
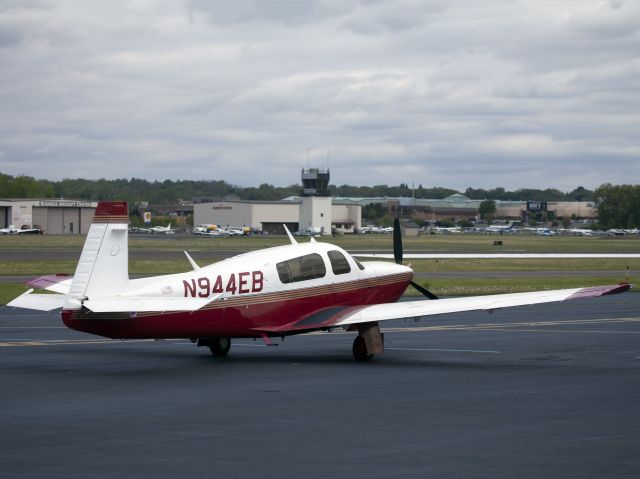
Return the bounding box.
[410,280,439,300]
[393,218,437,299]
[393,218,402,264]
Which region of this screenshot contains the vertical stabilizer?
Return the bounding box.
[65,201,129,309]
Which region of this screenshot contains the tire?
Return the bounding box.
[209,337,231,357]
[352,335,373,362]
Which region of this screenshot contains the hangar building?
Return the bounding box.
[193,198,361,235]
[0,199,98,234]
[194,169,361,234]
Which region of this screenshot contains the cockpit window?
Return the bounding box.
[328,250,351,275]
[276,253,327,284]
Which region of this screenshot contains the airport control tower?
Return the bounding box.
[300,168,332,234]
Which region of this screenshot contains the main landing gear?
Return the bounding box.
[351,322,384,362]
[196,337,231,357]
[352,335,373,362]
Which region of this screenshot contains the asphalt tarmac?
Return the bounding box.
[1,296,639,478]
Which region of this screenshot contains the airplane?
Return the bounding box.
[0,225,20,234]
[0,224,43,235]
[7,201,636,362]
[430,226,462,234]
[485,221,518,233]
[150,223,174,234]
[558,228,595,237]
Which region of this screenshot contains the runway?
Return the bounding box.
[1,295,639,478]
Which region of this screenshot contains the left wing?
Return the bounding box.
[256,284,631,334]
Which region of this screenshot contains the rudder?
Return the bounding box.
[65,201,129,309]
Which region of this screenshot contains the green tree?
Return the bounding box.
[595,183,640,228]
[478,199,496,221]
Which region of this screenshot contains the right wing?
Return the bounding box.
[255,283,631,334]
[355,253,640,259]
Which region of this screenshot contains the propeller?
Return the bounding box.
[393,218,439,300]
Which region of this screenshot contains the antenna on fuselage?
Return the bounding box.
[184,251,200,270]
[283,224,298,245]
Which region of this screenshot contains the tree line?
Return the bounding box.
[3,172,639,228]
[0,172,597,203]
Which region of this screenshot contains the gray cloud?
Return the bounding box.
[0,0,638,191]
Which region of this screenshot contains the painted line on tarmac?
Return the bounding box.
[475,328,640,334]
[382,317,640,334]
[386,347,501,354]
[0,338,179,348]
[0,326,67,329]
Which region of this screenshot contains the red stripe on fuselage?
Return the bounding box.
[61,273,412,339]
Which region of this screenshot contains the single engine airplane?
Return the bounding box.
[150,223,174,234]
[485,221,518,233]
[7,201,635,361]
[1,224,43,235]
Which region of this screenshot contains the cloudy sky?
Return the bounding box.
[1,0,638,191]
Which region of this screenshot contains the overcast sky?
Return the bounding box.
[1,0,638,191]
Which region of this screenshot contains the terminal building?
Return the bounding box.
[0,199,98,234]
[194,169,362,234]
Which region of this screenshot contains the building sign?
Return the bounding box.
[527,201,547,212]
[38,200,94,208]
[143,212,152,224]
[212,205,232,210]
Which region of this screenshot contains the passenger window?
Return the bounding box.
[276,253,327,284]
[328,250,351,275]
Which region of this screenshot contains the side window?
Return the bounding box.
[328,250,351,275]
[276,253,327,284]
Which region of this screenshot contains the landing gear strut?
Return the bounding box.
[351,322,384,362]
[352,335,373,362]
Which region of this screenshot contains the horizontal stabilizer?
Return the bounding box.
[26,275,73,294]
[7,289,67,311]
[84,295,216,313]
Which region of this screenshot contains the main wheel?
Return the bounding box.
[352,335,373,362]
[209,337,231,357]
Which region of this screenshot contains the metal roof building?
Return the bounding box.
[0,199,98,234]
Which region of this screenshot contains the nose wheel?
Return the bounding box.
[352,335,373,362]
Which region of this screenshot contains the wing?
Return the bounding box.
[255,283,631,334]
[354,253,640,259]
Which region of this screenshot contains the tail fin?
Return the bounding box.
[65,201,129,309]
